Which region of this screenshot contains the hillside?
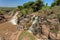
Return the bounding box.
[0,6,60,40]
[0,0,60,40]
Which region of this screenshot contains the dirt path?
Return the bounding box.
[0,11,22,40]
[10,30,23,40]
[10,31,18,40]
[15,31,23,40]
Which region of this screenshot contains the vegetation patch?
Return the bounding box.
[18,31,35,40]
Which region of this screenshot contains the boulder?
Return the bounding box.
[57,33,60,40]
[50,32,56,40]
[41,34,48,40]
[42,24,50,37]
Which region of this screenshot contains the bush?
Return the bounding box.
[23,1,34,8]
[19,8,33,17]
[0,10,3,15]
[51,0,60,7]
[18,31,35,40]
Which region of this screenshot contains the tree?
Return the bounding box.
[23,1,34,8]
[51,0,60,7]
[55,0,60,5]
[32,0,44,12]
[18,1,34,16]
[46,3,48,6]
[17,6,23,10]
[17,0,44,16]
[51,2,56,7]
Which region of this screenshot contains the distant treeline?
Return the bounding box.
[0,7,16,15]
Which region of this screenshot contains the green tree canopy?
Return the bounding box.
[51,0,60,7]
[23,1,34,8]
[31,0,44,11]
[18,6,24,10]
[17,0,44,16]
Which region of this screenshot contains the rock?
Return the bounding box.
[57,33,60,40]
[50,32,56,40]
[47,19,59,25]
[42,24,50,37]
[0,15,7,23]
[41,34,48,40]
[0,36,5,40]
[0,37,2,40]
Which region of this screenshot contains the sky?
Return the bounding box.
[0,0,54,7]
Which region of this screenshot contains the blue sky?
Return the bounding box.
[0,0,54,7]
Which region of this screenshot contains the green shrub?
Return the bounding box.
[0,10,3,15]
[18,31,35,40]
[19,8,33,16]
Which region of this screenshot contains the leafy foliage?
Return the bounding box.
[17,0,44,16]
[51,0,60,7]
[23,1,34,8]
[18,6,24,10]
[32,0,44,12]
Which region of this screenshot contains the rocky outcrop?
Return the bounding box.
[50,32,56,40]
[42,24,50,37]
[0,15,7,23]
[18,13,60,40]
